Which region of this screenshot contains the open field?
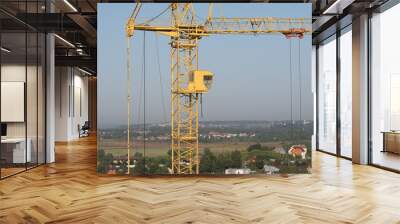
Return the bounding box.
[103,141,283,157]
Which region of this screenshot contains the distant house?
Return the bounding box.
[225,168,251,175]
[156,135,169,141]
[245,156,257,164]
[273,147,286,154]
[107,170,117,175]
[107,164,117,174]
[263,165,280,174]
[288,145,307,159]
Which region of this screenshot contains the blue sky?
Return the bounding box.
[98,3,312,128]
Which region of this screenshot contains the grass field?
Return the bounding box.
[103,141,283,157]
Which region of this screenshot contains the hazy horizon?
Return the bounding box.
[99,119,314,130]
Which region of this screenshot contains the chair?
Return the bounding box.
[79,121,90,138]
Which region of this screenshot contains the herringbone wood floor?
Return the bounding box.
[1,136,400,224]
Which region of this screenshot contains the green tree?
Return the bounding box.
[200,148,217,173]
[117,161,127,175]
[248,161,257,170]
[230,150,242,168]
[247,143,262,152]
[216,152,231,173]
[255,156,264,170]
[147,158,160,174]
[97,149,107,173]
[133,152,144,175]
[97,149,114,174]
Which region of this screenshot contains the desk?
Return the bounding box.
[382,131,400,154]
[1,138,31,163]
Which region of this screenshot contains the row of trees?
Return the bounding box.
[98,148,243,175]
[200,149,242,173]
[98,140,312,175]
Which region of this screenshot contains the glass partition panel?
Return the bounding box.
[0,1,46,179]
[339,27,352,158]
[371,4,400,171]
[27,30,38,169]
[1,30,27,177]
[38,32,45,165]
[318,35,337,154]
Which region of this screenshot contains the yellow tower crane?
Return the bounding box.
[125,3,311,175]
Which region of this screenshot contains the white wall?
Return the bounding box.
[1,65,36,138]
[75,73,89,136]
[1,63,46,164]
[1,65,26,140]
[55,66,69,141]
[55,67,89,141]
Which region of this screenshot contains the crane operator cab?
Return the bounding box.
[183,70,214,94]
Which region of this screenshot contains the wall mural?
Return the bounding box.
[97,3,313,175]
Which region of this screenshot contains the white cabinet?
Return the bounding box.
[1,138,32,163]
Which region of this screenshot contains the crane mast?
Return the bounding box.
[126,3,311,175]
[169,4,201,174]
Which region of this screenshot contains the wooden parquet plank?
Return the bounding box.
[0,135,400,223]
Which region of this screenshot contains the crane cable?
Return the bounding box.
[138,5,171,26]
[298,38,303,125]
[289,38,293,141]
[200,94,204,119]
[136,31,148,172]
[155,32,168,124]
[154,32,169,159]
[143,31,147,172]
[137,48,143,125]
[130,3,142,20]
